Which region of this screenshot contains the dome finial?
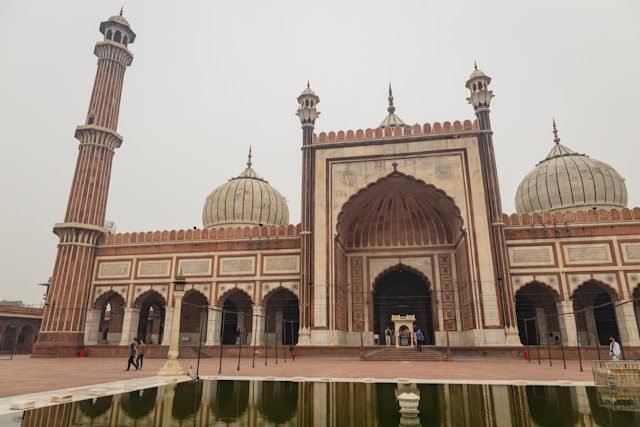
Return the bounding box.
[247,146,252,168]
[474,60,478,70]
[119,6,124,16]
[552,119,560,144]
[307,79,310,89]
[387,82,396,114]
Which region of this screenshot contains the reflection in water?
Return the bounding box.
[14,380,640,426]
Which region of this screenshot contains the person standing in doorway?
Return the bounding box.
[126,338,138,371]
[384,327,392,347]
[609,336,621,361]
[415,329,425,352]
[135,339,145,370]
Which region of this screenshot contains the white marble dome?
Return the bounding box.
[515,129,627,214]
[202,156,289,229]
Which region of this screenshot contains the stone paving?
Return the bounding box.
[0,354,595,398]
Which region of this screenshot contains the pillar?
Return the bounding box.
[205,306,222,346]
[119,308,140,346]
[162,308,174,346]
[251,305,265,346]
[83,308,102,345]
[556,301,578,346]
[615,301,640,346]
[275,310,283,345]
[535,308,548,345]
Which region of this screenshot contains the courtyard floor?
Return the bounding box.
[0,354,595,398]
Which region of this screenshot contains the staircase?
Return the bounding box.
[362,346,448,361]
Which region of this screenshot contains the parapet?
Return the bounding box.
[502,207,640,227]
[100,224,302,245]
[312,120,480,144]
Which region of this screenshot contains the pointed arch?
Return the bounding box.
[336,170,464,248]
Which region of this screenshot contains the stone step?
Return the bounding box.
[363,347,448,361]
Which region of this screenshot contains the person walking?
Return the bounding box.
[415,329,425,352]
[135,339,145,370]
[126,338,138,371]
[384,327,392,347]
[609,336,621,361]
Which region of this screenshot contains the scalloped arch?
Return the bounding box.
[336,171,464,248]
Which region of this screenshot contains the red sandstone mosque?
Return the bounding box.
[32,13,640,357]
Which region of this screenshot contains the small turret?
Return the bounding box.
[296,81,320,127]
[379,83,405,128]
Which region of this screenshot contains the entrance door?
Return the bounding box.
[373,268,434,344]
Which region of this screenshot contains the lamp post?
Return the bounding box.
[159,273,187,376]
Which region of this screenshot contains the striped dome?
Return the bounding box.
[515,131,627,213]
[202,156,289,229]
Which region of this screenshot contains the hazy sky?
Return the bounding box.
[1,1,639,304]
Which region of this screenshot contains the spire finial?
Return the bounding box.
[307,80,310,89]
[120,6,124,16]
[387,82,396,114]
[552,119,560,144]
[392,161,399,172]
[247,146,253,168]
[474,61,478,70]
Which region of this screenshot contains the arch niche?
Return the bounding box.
[264,287,299,345]
[217,289,253,345]
[180,290,209,345]
[373,266,435,344]
[95,291,125,345]
[135,291,166,345]
[335,169,471,339]
[515,282,560,346]
[572,280,620,346]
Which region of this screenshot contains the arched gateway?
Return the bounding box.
[373,266,434,345]
[334,169,471,346]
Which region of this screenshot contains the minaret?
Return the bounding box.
[465,64,519,343]
[296,82,320,345]
[33,12,135,356]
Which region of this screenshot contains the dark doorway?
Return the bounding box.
[135,292,166,345]
[373,267,433,344]
[222,300,238,344]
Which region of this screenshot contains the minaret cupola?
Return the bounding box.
[99,8,136,46]
[465,62,493,111]
[296,81,321,127]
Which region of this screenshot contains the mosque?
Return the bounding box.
[32,13,640,357]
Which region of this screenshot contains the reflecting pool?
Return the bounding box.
[2,380,639,426]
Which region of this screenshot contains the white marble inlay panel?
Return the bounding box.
[508,246,554,266]
[97,261,131,279]
[219,257,255,275]
[564,244,612,265]
[137,260,171,277]
[178,258,212,276]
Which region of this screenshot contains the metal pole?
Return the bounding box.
[264,313,268,367]
[534,314,542,365]
[577,334,584,372]
[546,322,553,367]
[283,320,287,363]
[237,312,242,371]
[556,315,567,369]
[275,315,279,365]
[218,309,225,375]
[252,311,257,369]
[195,305,206,379]
[524,318,531,363]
